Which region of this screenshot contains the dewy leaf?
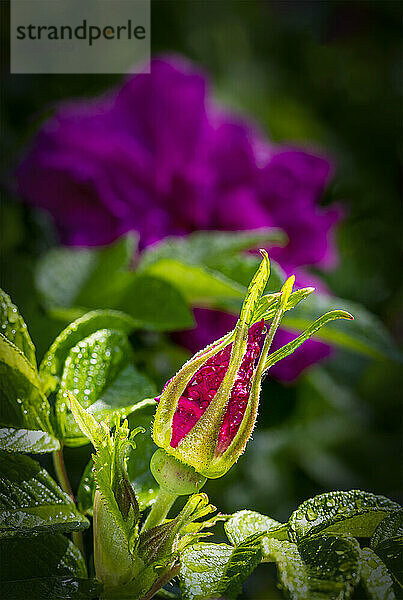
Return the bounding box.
[225,510,289,560]
[0,427,60,453]
[288,490,400,543]
[89,366,156,422]
[371,510,403,550]
[0,450,89,537]
[0,289,36,367]
[179,535,262,600]
[264,538,309,599]
[77,460,96,516]
[360,548,396,600]
[297,534,361,599]
[39,309,140,395]
[0,533,87,581]
[0,533,102,600]
[371,511,403,591]
[0,577,101,600]
[56,329,154,446]
[281,293,402,361]
[35,234,137,309]
[264,535,360,600]
[0,333,53,434]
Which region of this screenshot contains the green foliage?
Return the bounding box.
[138,229,287,309]
[297,534,361,599]
[0,289,36,367]
[222,491,401,600]
[1,246,401,600]
[39,309,141,395]
[116,274,194,331]
[288,490,400,542]
[225,509,289,554]
[69,392,140,539]
[371,511,403,592]
[0,450,89,537]
[360,548,396,600]
[55,328,155,446]
[0,427,60,453]
[35,235,194,333]
[0,333,53,434]
[0,533,101,600]
[35,234,137,309]
[179,534,263,600]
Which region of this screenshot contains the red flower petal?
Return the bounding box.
[170,320,265,449]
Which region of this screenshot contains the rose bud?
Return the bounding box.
[152,250,352,481]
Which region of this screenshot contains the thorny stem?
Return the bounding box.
[52,447,85,556]
[141,486,178,532]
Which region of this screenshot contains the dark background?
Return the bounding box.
[1,1,402,598]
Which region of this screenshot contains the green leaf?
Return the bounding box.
[360,548,396,600]
[36,236,194,333]
[0,577,101,600]
[371,510,403,549]
[179,535,263,600]
[288,490,400,543]
[371,511,403,591]
[56,328,155,446]
[297,534,361,599]
[0,534,87,580]
[0,450,89,537]
[0,289,36,367]
[142,258,244,306]
[39,309,140,395]
[281,293,402,361]
[0,533,101,599]
[77,460,95,516]
[225,510,289,560]
[263,538,309,598]
[139,229,286,270]
[91,367,155,423]
[35,234,137,309]
[261,535,360,600]
[0,333,52,433]
[115,274,194,331]
[139,230,286,312]
[0,427,60,453]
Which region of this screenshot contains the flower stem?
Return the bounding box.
[52,447,85,556]
[141,486,178,532]
[53,447,74,500]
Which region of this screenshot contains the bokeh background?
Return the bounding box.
[1,1,402,598]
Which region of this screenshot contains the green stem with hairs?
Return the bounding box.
[141,486,178,532]
[52,447,85,556]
